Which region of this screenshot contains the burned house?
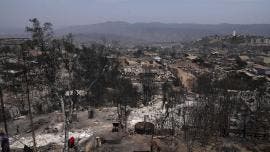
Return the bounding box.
[253,64,270,76]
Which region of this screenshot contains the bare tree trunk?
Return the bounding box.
[26,72,37,152]
[62,58,73,152]
[124,102,127,131]
[22,46,37,151]
[0,86,10,152]
[183,108,187,140]
[243,113,247,138]
[0,87,8,136]
[61,97,69,152]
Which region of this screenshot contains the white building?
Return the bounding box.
[233,30,236,37]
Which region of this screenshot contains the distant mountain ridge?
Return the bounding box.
[55,22,270,43]
[1,22,270,43]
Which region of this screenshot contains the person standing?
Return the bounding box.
[68,136,79,152]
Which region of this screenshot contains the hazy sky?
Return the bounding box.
[0,0,269,28]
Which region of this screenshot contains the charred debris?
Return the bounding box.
[0,19,269,152]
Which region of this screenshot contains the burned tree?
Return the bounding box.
[141,66,156,105]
